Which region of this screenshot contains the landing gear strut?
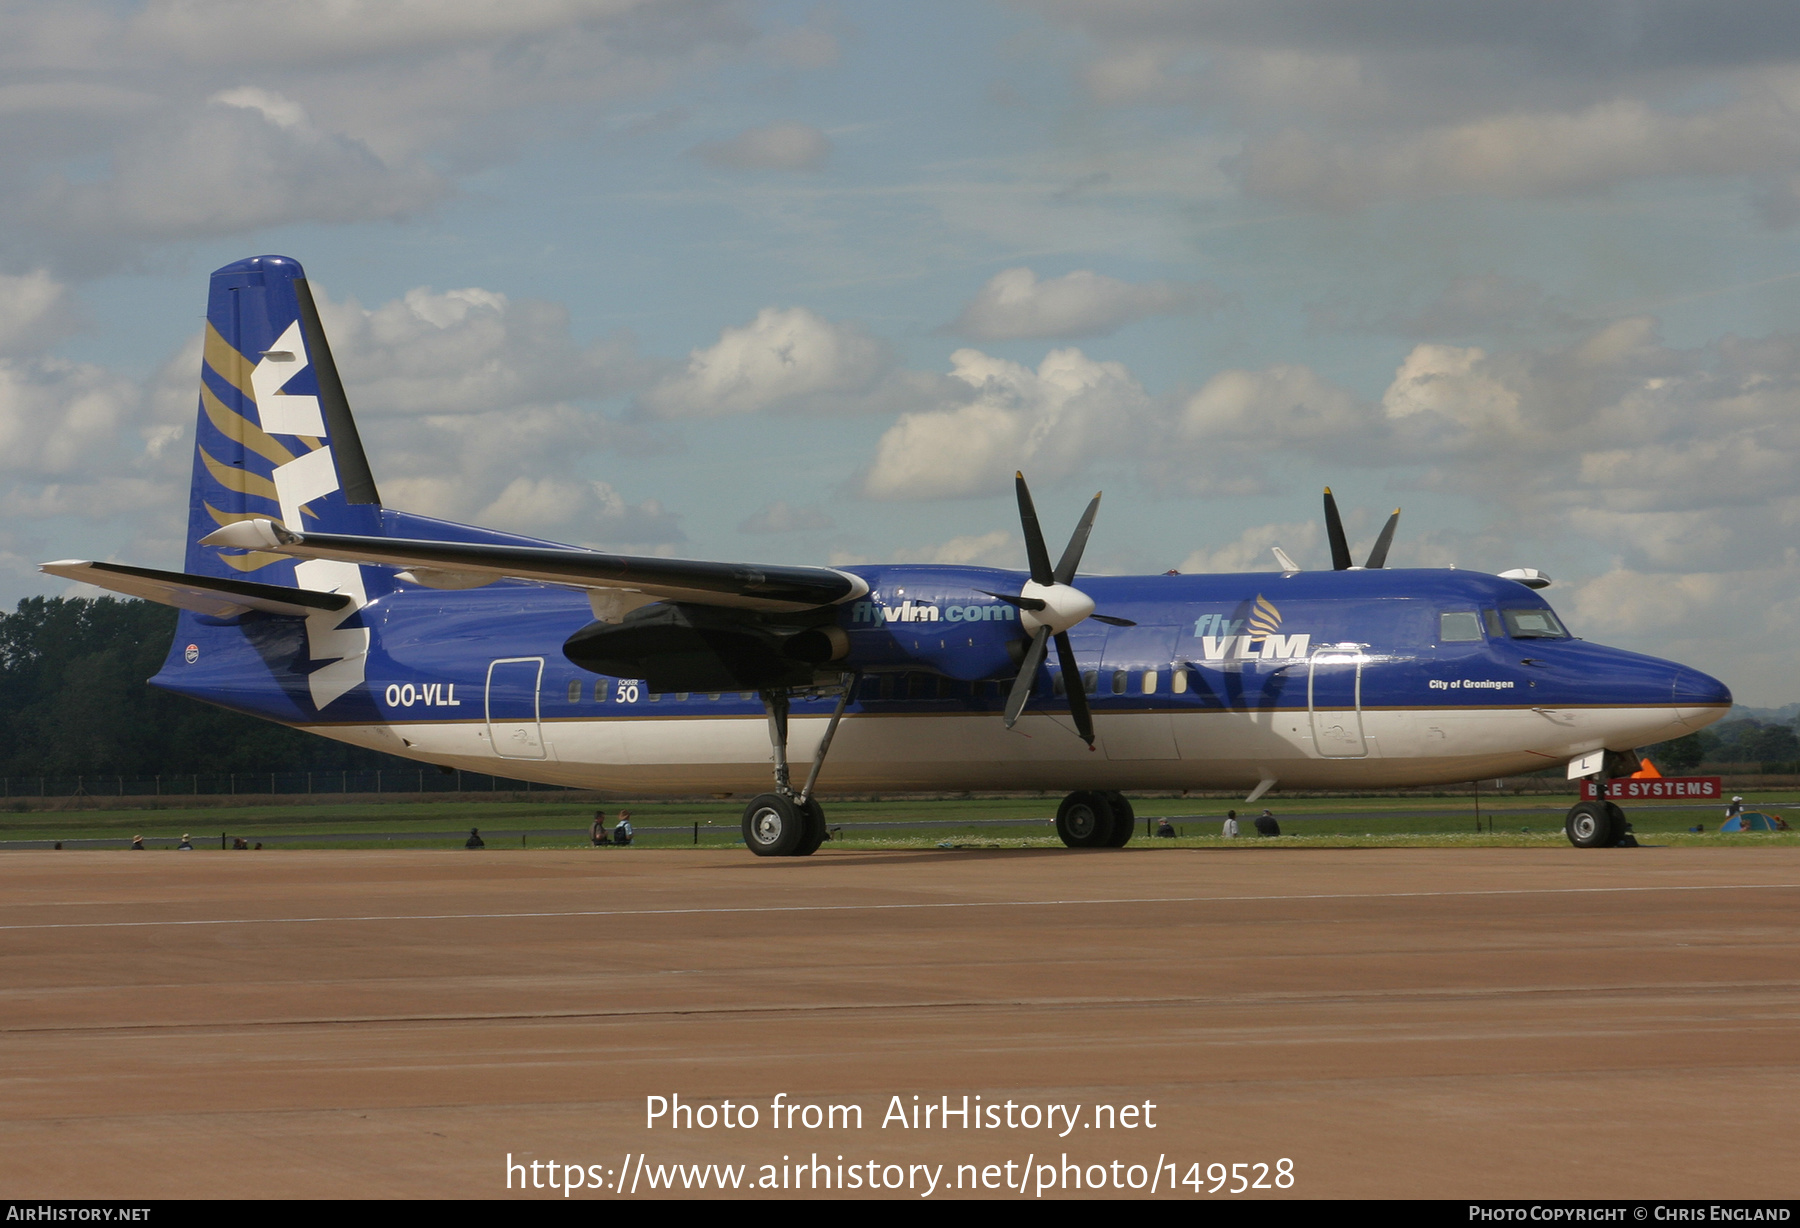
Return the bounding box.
[1055,790,1136,849]
[742,673,854,858]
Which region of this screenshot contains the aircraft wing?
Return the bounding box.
[39,559,353,619]
[198,519,868,614]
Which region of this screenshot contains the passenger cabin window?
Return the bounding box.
[1143,670,1158,695]
[1171,669,1188,695]
[567,680,581,703]
[594,680,610,702]
[1052,672,1066,696]
[1440,611,1483,643]
[1111,670,1127,695]
[1502,608,1569,639]
[675,692,690,701]
[1082,670,1099,693]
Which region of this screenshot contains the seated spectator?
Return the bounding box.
[1156,818,1177,838]
[1253,810,1281,837]
[1222,810,1239,838]
[465,827,485,849]
[614,815,634,846]
[177,833,193,851]
[590,810,607,846]
[130,835,145,850]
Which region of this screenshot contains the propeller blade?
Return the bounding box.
[1014,472,1055,587]
[1090,614,1137,627]
[1052,492,1102,585]
[1365,508,1400,569]
[979,589,1047,612]
[1323,487,1353,571]
[1003,626,1053,729]
[1053,630,1095,748]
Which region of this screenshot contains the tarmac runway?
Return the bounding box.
[1,845,1795,1200]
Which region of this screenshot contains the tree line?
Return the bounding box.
[1649,720,1800,775]
[0,597,417,778]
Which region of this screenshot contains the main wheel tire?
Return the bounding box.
[1565,800,1617,849]
[743,793,806,857]
[1102,791,1136,846]
[1604,802,1632,848]
[1056,790,1116,848]
[794,797,827,856]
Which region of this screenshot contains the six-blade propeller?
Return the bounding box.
[991,472,1134,749]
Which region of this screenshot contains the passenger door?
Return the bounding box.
[1307,645,1366,758]
[485,657,546,760]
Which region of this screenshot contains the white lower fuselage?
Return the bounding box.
[311,701,1719,797]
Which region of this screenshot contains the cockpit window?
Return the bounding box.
[1502,608,1568,639]
[1439,611,1483,642]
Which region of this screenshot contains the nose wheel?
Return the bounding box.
[1565,799,1632,848]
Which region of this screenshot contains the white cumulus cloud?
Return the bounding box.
[862,347,1152,500]
[949,267,1203,340]
[641,306,896,416]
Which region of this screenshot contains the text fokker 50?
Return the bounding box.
[43,256,1731,854]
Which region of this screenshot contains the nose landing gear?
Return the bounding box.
[1564,799,1637,848]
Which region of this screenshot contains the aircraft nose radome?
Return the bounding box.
[1672,668,1732,728]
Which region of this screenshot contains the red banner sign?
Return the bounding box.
[1579,775,1722,801]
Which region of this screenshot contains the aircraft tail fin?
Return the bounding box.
[185,255,383,583]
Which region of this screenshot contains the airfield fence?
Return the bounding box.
[0,770,577,800]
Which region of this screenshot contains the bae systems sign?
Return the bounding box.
[1579,776,1722,801]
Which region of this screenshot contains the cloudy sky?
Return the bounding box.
[6,0,1800,702]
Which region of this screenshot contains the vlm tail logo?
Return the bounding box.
[1192,595,1310,663]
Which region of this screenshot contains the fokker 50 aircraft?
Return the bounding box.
[43,256,1732,855]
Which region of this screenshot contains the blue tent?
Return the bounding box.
[1722,812,1789,832]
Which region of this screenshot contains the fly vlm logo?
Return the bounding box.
[852,598,1019,625]
[1192,595,1311,663]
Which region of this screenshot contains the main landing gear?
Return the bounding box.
[742,674,854,858]
[1054,790,1137,849]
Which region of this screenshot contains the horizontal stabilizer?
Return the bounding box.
[39,559,352,619]
[199,519,869,613]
